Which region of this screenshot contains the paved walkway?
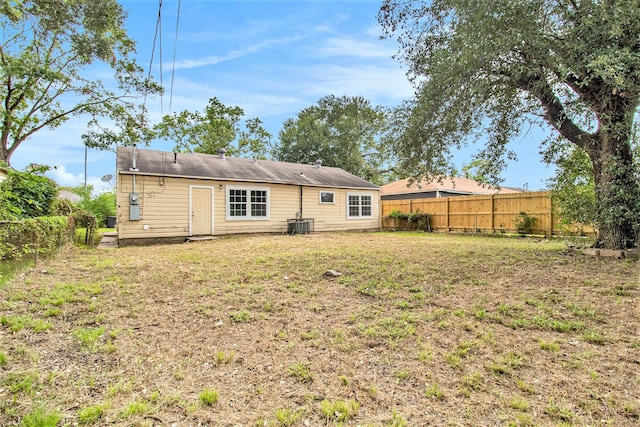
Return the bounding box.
[98,231,118,249]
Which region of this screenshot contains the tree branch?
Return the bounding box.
[516,72,596,151]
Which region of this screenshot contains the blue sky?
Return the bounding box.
[10,0,554,192]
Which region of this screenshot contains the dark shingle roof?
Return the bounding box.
[116,147,379,190]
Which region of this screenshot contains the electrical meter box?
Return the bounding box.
[129,192,140,220]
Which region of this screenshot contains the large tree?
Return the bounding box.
[153,97,272,159]
[379,0,640,249]
[0,0,160,165]
[272,95,392,184]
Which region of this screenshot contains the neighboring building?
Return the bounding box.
[0,165,7,183]
[116,147,380,245]
[58,190,82,203]
[381,176,522,201]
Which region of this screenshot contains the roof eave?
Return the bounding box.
[117,170,379,191]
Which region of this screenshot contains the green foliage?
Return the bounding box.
[272,95,393,184]
[379,0,640,249]
[274,407,301,426]
[73,326,106,351]
[386,210,430,231]
[78,403,107,424]
[514,212,537,236]
[120,400,151,418]
[4,371,39,394]
[425,382,444,399]
[0,167,57,219]
[548,143,597,231]
[1,315,51,333]
[57,185,114,228]
[0,216,71,260]
[319,398,359,422]
[154,97,271,158]
[287,361,314,384]
[0,0,161,165]
[230,310,251,323]
[19,406,60,427]
[83,191,116,227]
[199,388,219,405]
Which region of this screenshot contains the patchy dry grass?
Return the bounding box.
[0,232,639,426]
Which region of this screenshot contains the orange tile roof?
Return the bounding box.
[381,176,522,196]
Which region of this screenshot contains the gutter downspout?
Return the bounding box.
[299,185,303,216]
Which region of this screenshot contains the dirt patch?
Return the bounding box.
[1,232,639,426]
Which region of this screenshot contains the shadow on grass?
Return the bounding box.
[0,256,35,287]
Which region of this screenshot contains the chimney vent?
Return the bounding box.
[218,148,226,159]
[315,159,322,169]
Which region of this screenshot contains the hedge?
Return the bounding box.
[385,210,431,232]
[0,216,72,261]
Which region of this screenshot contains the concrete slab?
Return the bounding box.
[185,236,217,242]
[581,248,600,257]
[598,249,625,258]
[98,233,118,249]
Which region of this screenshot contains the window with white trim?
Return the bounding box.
[319,191,335,204]
[347,193,373,219]
[227,186,270,220]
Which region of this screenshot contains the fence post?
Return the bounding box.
[445,198,450,232]
[547,193,553,238]
[490,195,495,234]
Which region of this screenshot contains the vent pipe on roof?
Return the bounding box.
[129,144,139,172]
[315,159,322,169]
[174,152,178,163]
[218,148,226,159]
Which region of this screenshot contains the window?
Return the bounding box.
[347,193,373,219]
[319,191,335,204]
[227,186,269,220]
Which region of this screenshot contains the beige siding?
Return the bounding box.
[117,175,193,240]
[302,187,379,231]
[117,174,380,242]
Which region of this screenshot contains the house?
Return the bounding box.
[381,176,522,201]
[115,146,380,245]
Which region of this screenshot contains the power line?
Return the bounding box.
[145,0,163,114]
[158,0,163,116]
[169,0,182,112]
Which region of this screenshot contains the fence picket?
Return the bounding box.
[381,191,593,237]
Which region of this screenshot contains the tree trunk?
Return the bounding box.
[591,131,640,249]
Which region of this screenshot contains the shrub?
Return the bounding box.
[0,216,71,260]
[514,211,537,235]
[0,166,57,220]
[82,191,116,227]
[385,210,430,231]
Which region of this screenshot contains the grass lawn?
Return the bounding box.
[0,232,638,426]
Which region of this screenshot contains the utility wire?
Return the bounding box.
[145,0,163,113]
[158,0,163,116]
[169,0,182,112]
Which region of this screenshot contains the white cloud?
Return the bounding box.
[314,37,396,58]
[170,36,302,70]
[301,63,413,103]
[47,165,113,194]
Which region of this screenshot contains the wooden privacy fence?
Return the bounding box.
[381,191,591,237]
